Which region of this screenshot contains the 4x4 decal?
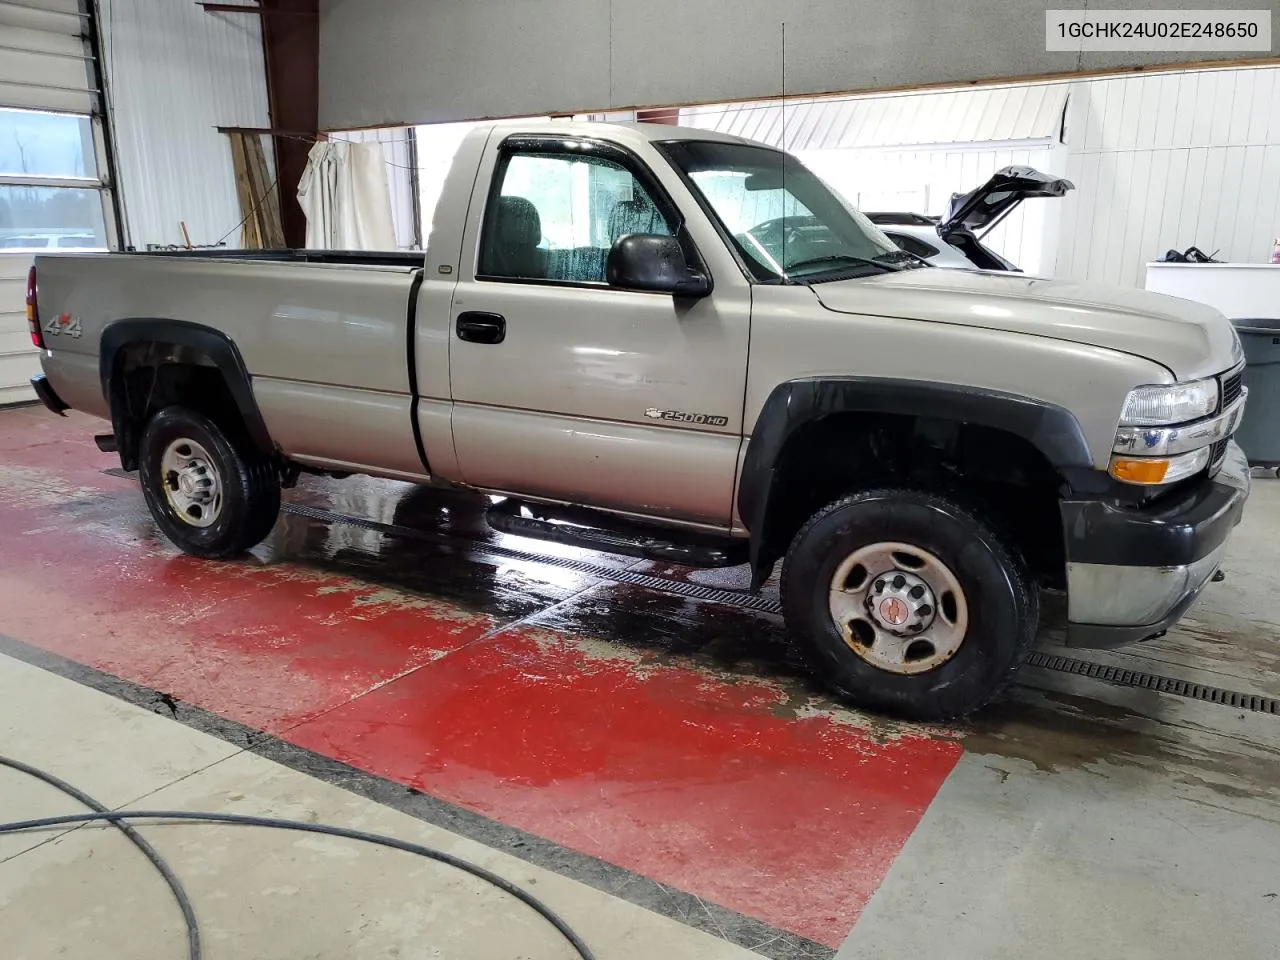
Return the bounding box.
[43,313,82,339]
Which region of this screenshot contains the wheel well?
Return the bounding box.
[107,341,259,471]
[756,412,1067,588]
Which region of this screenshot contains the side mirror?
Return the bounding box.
[606,234,711,298]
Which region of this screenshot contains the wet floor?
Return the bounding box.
[251,471,1280,821]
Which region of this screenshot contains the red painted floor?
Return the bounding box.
[0,406,962,947]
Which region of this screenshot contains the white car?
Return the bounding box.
[867,166,1074,271]
[0,232,101,251]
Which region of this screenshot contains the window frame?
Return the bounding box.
[0,106,118,253]
[474,134,706,292]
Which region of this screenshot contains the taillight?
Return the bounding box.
[26,265,43,349]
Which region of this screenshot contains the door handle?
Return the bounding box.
[456,311,506,345]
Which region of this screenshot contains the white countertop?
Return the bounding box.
[1145,261,1280,319]
[1147,261,1280,270]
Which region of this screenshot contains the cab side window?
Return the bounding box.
[478,150,672,284]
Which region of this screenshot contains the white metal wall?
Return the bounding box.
[100,0,270,250]
[1056,67,1280,288]
[680,85,1068,152]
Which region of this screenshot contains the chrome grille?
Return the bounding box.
[1210,438,1228,467]
[1221,368,1244,409]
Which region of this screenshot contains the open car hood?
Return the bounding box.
[939,166,1075,237]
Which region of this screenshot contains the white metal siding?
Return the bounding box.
[1056,67,1280,288]
[0,253,34,405]
[681,84,1068,152]
[100,0,271,249]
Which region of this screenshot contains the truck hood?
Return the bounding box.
[809,268,1240,380]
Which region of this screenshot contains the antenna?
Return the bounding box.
[781,21,787,277]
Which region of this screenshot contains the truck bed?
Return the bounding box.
[36,247,434,481]
[130,248,427,269]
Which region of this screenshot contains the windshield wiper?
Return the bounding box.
[875,249,932,269]
[783,254,901,280]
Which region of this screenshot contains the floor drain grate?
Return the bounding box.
[1026,652,1280,714]
[606,571,784,614]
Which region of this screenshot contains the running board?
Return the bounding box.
[485,499,747,568]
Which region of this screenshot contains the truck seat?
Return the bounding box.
[608,197,669,244]
[486,196,547,278]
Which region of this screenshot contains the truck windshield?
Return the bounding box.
[658,139,913,282]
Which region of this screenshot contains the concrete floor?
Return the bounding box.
[2,405,1279,959]
[0,655,758,959]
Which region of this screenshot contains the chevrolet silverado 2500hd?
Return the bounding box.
[27,121,1250,720]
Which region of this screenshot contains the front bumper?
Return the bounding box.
[1062,441,1249,648]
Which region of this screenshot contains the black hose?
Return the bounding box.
[0,756,201,960]
[0,768,596,960]
[1,808,598,958]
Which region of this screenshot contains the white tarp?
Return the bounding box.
[297,140,397,250]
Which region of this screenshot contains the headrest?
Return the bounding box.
[494,196,542,247]
[608,197,666,244]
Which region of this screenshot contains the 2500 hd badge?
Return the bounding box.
[644,408,730,427]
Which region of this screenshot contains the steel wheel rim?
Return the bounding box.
[160,438,223,528]
[828,541,969,675]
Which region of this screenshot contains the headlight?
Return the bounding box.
[1119,379,1218,426]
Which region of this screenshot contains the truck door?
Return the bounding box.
[446,133,751,528]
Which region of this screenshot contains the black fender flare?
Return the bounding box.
[737,377,1096,589]
[99,318,274,463]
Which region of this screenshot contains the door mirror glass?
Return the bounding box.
[606,234,711,298]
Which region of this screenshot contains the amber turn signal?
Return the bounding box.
[1109,458,1170,484]
[1109,446,1211,485]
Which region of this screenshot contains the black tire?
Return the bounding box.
[780,487,1037,721]
[138,405,280,559]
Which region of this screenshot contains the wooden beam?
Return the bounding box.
[198,2,316,15]
[217,126,313,137]
[198,3,262,13]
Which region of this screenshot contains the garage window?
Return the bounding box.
[1,0,115,403]
[0,107,108,251]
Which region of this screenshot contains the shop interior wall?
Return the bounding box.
[1056,66,1280,288]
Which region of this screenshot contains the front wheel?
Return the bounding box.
[780,488,1037,721]
[138,406,280,559]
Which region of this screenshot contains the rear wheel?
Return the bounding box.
[780,488,1037,721]
[138,406,280,558]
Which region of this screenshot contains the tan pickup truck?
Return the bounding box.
[27,121,1250,720]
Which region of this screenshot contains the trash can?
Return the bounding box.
[1230,318,1280,466]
